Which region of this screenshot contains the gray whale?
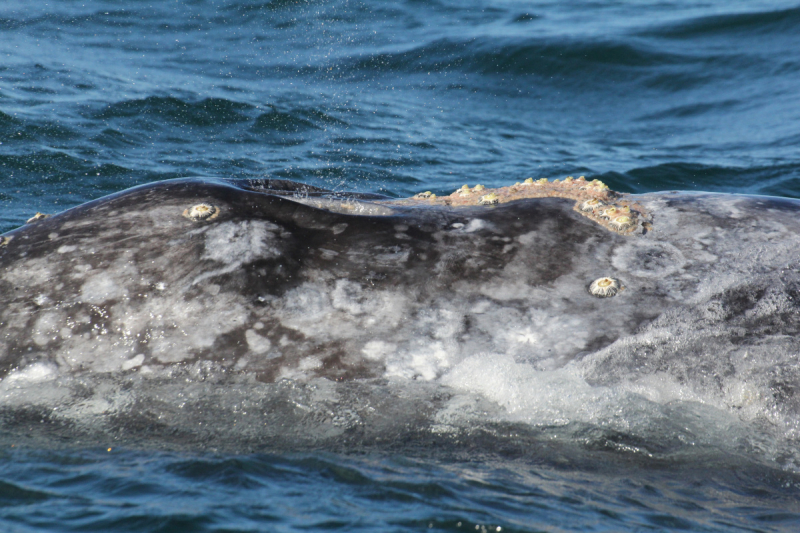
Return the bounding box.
[1,177,800,450]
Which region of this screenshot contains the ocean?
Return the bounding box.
[2,0,800,531]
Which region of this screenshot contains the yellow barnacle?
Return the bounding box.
[564,176,574,184]
[589,277,622,298]
[457,184,472,195]
[601,206,619,219]
[609,215,635,232]
[523,177,534,185]
[0,236,12,247]
[183,203,220,222]
[535,178,548,185]
[414,191,436,199]
[472,184,485,192]
[478,192,499,205]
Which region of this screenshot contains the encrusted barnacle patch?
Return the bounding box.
[478,192,499,205]
[589,277,622,298]
[414,191,436,199]
[183,203,220,221]
[392,176,651,236]
[26,212,51,224]
[0,236,12,247]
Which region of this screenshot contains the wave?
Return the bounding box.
[599,162,800,199]
[348,36,688,78]
[0,111,78,143]
[642,6,800,39]
[94,97,254,127]
[91,97,348,138]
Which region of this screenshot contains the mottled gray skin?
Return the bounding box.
[1,178,799,417]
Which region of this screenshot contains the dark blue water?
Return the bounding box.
[3,0,800,531]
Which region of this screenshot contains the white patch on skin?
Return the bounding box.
[32,311,64,346]
[373,247,410,264]
[4,362,57,384]
[193,220,284,285]
[278,281,407,340]
[463,219,487,233]
[331,280,367,315]
[121,354,145,371]
[81,273,128,304]
[362,340,396,361]
[57,245,78,254]
[385,341,451,381]
[203,220,282,264]
[612,241,686,278]
[2,258,55,288]
[470,300,492,314]
[112,294,249,364]
[298,357,322,371]
[245,329,272,354]
[332,223,348,234]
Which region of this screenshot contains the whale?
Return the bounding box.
[1,176,800,450]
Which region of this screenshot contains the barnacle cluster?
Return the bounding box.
[0,236,12,248]
[398,176,649,236]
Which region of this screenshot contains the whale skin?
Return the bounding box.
[1,177,800,449]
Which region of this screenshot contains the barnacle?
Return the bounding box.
[600,206,620,219]
[478,192,499,205]
[414,191,436,199]
[0,236,12,247]
[589,277,622,298]
[579,198,604,212]
[26,212,51,224]
[609,215,635,232]
[183,203,220,221]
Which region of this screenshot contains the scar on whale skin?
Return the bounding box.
[394,176,652,236]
